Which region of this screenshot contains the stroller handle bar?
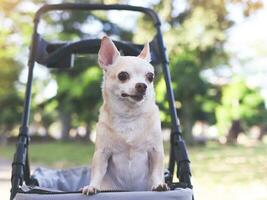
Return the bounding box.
[34,3,161,24]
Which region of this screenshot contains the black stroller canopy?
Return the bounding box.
[35,36,162,68]
[11,3,193,200]
[31,3,164,69]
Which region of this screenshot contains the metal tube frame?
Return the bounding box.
[10,3,192,200]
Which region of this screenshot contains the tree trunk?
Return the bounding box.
[43,124,50,138]
[226,120,243,144]
[59,111,71,140]
[257,125,266,141]
[182,101,195,145]
[85,124,91,141]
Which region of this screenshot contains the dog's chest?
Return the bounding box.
[112,115,147,142]
[106,142,150,190]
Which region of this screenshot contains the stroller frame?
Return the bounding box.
[10,3,192,200]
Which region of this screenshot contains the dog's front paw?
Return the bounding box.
[81,185,99,195]
[152,183,170,191]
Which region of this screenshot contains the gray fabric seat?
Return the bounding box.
[14,167,193,200]
[31,167,91,191]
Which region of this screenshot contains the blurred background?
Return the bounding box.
[0,0,267,199]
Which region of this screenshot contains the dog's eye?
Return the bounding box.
[146,72,154,82]
[118,71,130,81]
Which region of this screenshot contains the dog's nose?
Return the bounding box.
[135,83,147,93]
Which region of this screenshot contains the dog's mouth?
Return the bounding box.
[121,93,144,101]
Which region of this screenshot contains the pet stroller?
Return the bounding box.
[10,3,193,200]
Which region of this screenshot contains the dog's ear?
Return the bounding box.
[98,36,120,70]
[138,42,151,62]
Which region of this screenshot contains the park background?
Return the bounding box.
[0,0,267,199]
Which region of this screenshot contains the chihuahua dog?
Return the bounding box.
[82,36,168,195]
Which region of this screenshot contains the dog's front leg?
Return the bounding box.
[82,149,110,195]
[149,147,169,191]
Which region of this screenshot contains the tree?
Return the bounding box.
[0,0,26,140]
[140,0,264,144]
[1,0,264,143]
[216,77,267,143]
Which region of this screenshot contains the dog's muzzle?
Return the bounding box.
[121,83,147,102]
[121,93,145,101]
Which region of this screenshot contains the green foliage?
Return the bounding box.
[0,0,27,136]
[140,0,234,143]
[0,61,22,135]
[0,92,23,136]
[152,0,264,143]
[0,0,265,142]
[216,77,266,135]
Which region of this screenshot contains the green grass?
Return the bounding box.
[188,143,267,200]
[1,142,267,179]
[188,143,267,185]
[1,141,267,184]
[1,141,267,199]
[0,141,95,168]
[190,144,267,184]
